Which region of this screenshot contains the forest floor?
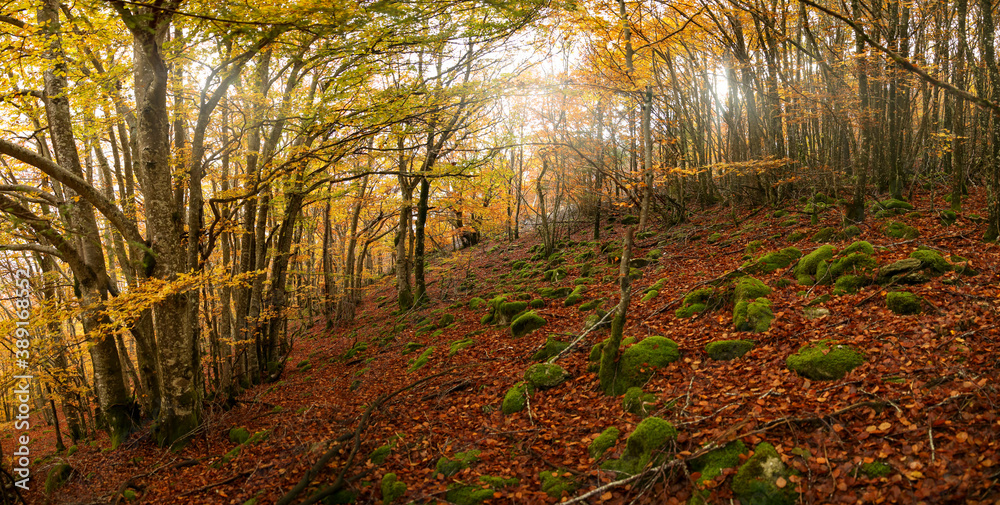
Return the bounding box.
[9,188,1000,505]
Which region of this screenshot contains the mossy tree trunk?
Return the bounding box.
[599,228,633,395]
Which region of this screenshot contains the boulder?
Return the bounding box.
[786,340,864,380]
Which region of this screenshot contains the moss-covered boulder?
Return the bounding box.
[910,249,952,275]
[543,267,568,282]
[44,463,72,494]
[707,232,722,243]
[857,461,893,478]
[688,440,749,505]
[886,291,922,315]
[885,221,920,239]
[564,285,586,306]
[531,336,569,362]
[735,276,771,302]
[733,298,774,333]
[732,442,799,505]
[795,245,835,285]
[583,310,612,332]
[496,301,527,324]
[746,247,802,273]
[445,483,494,505]
[877,258,922,283]
[786,340,864,380]
[229,426,250,445]
[601,417,677,475]
[448,338,474,356]
[705,340,754,360]
[524,363,570,389]
[407,347,435,373]
[622,214,639,225]
[833,275,868,295]
[381,473,406,504]
[608,336,680,395]
[479,475,520,488]
[538,286,573,299]
[841,240,874,256]
[538,470,579,498]
[510,311,546,338]
[675,288,720,318]
[468,297,486,310]
[502,382,534,415]
[811,226,838,243]
[436,450,481,477]
[623,387,657,417]
[588,427,620,459]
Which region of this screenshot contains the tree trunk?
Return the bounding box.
[599,228,633,396]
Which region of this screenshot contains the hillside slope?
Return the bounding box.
[25,190,1000,504]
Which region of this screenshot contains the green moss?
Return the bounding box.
[795,245,835,284]
[564,285,586,306]
[611,337,680,394]
[402,341,424,355]
[786,340,864,380]
[501,382,534,415]
[45,463,72,493]
[539,470,580,498]
[524,363,569,389]
[909,249,952,275]
[579,298,604,311]
[543,267,568,282]
[528,298,545,309]
[858,461,893,478]
[772,210,788,218]
[583,312,611,331]
[748,247,802,273]
[705,340,754,360]
[885,221,920,239]
[497,301,527,324]
[531,336,569,362]
[840,225,861,239]
[787,231,806,242]
[622,214,639,225]
[833,274,868,295]
[745,240,764,255]
[589,427,620,459]
[811,227,838,243]
[880,198,914,211]
[539,286,573,299]
[445,483,494,505]
[887,291,922,315]
[641,289,659,302]
[732,443,799,505]
[940,210,957,225]
[381,473,406,504]
[623,387,657,417]
[675,303,707,318]
[733,298,773,333]
[841,240,874,256]
[369,440,395,465]
[647,248,663,259]
[707,232,722,243]
[574,277,594,285]
[229,427,250,445]
[407,346,435,373]
[689,440,748,504]
[66,445,78,457]
[510,311,546,338]
[601,417,677,475]
[735,276,771,302]
[828,252,877,280]
[479,475,520,488]
[247,429,270,444]
[448,338,474,356]
[436,450,481,477]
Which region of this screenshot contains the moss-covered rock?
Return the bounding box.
[564,285,586,306]
[885,221,920,239]
[841,240,874,256]
[445,483,494,505]
[828,252,877,281]
[510,311,546,338]
[601,417,677,475]
[583,310,612,332]
[707,232,722,243]
[543,267,568,282]
[407,347,435,373]
[795,245,835,285]
[579,298,604,311]
[436,450,481,477]
[675,288,721,318]
[531,336,569,362]
[735,276,771,302]
[733,298,774,333]
[833,275,867,295]
[910,249,952,275]
[479,475,520,488]
[589,427,620,459]
[448,338,474,356]
[402,341,424,355]
[839,225,861,239]
[589,336,636,362]
[524,363,569,389]
[732,442,798,505]
[940,209,958,226]
[858,461,893,478]
[786,340,864,380]
[610,337,680,395]
[772,209,788,218]
[501,382,534,415]
[622,214,639,225]
[811,226,838,243]
[688,440,748,505]
[381,473,406,504]
[747,247,802,273]
[468,297,486,310]
[229,426,250,445]
[675,303,707,318]
[886,291,922,315]
[877,258,923,283]
[538,470,580,498]
[878,198,914,211]
[705,340,754,360]
[539,286,573,299]
[573,277,594,285]
[44,463,72,493]
[623,387,657,417]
